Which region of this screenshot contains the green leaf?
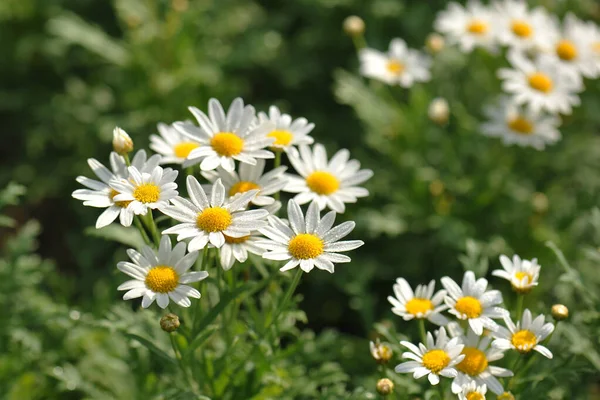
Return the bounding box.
[124,333,176,366]
[183,326,217,361]
[85,224,146,248]
[0,215,16,228]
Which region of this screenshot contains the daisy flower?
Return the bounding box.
[492,309,555,358]
[257,105,315,157]
[498,51,582,115]
[161,177,269,251]
[458,381,488,400]
[387,278,449,325]
[370,339,393,364]
[581,20,600,78]
[492,254,540,294]
[480,97,561,150]
[441,271,507,335]
[117,235,208,309]
[72,150,162,228]
[150,122,202,165]
[395,327,465,386]
[284,144,373,213]
[259,200,364,273]
[218,230,266,271]
[201,159,288,206]
[174,98,275,172]
[359,38,431,87]
[434,1,498,53]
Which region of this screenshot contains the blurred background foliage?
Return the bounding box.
[2,0,600,397]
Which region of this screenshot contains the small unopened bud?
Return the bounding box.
[426,33,445,54]
[113,127,134,155]
[531,192,549,213]
[370,340,393,364]
[428,97,450,125]
[376,378,394,396]
[343,16,365,37]
[551,304,569,321]
[160,313,180,333]
[497,392,515,400]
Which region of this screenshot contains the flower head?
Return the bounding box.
[150,122,201,165]
[387,278,448,325]
[492,309,555,358]
[256,106,315,157]
[458,381,487,400]
[435,1,498,53]
[370,339,393,364]
[492,254,540,293]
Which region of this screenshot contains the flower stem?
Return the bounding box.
[143,211,161,247]
[124,153,131,166]
[515,294,525,321]
[193,246,210,334]
[133,216,151,245]
[269,268,303,334]
[418,319,427,344]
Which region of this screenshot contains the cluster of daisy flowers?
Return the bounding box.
[354,0,600,150]
[371,254,568,399]
[73,98,373,309]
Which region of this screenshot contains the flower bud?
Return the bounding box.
[160,313,180,333]
[428,97,450,125]
[426,33,445,54]
[113,127,134,155]
[343,16,365,37]
[497,392,515,400]
[370,340,393,364]
[376,378,394,396]
[551,304,569,321]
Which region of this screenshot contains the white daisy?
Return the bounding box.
[174,98,275,172]
[257,105,315,157]
[441,271,507,336]
[387,278,449,325]
[492,254,540,294]
[434,1,498,53]
[492,309,555,359]
[117,235,208,309]
[395,327,465,386]
[72,150,162,228]
[218,230,266,271]
[498,51,582,115]
[150,122,202,165]
[161,177,269,251]
[451,328,513,395]
[458,381,488,400]
[201,159,288,206]
[480,97,561,150]
[359,38,431,87]
[284,144,373,213]
[580,20,600,78]
[259,200,363,273]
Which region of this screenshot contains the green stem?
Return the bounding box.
[515,294,525,321]
[169,334,198,393]
[143,211,161,247]
[185,166,194,177]
[124,153,131,166]
[351,34,367,52]
[507,356,522,390]
[269,268,303,334]
[193,246,210,334]
[418,319,427,344]
[133,216,151,245]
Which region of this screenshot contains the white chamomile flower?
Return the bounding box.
[257,105,315,157]
[458,381,488,400]
[451,328,513,395]
[150,122,201,165]
[498,51,582,114]
[201,159,288,206]
[480,97,561,150]
[435,1,498,53]
[492,254,540,294]
[117,235,208,309]
[441,271,507,336]
[581,20,600,77]
[284,144,373,213]
[174,98,275,172]
[492,309,555,359]
[218,230,266,271]
[161,177,269,251]
[359,38,431,87]
[72,150,161,228]
[387,278,449,325]
[395,327,465,386]
[109,165,178,218]
[259,200,363,273]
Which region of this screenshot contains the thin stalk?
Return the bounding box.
[169,334,198,393]
[268,268,303,336]
[418,319,427,344]
[515,294,525,321]
[133,216,151,245]
[123,153,131,166]
[193,246,210,334]
[143,211,161,246]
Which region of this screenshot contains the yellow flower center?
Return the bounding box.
[288,233,324,259]
[145,265,179,293]
[511,20,533,38]
[511,329,537,353]
[109,189,132,208]
[556,39,578,61]
[229,181,261,197]
[405,298,434,316]
[421,349,451,374]
[466,393,485,400]
[224,234,250,244]
[514,271,533,284]
[173,142,199,158]
[507,116,534,135]
[268,130,294,146]
[457,347,489,376]
[210,132,244,157]
[593,42,600,53]
[196,207,232,232]
[467,20,488,35]
[455,296,483,318]
[306,171,340,195]
[528,72,553,93]
[133,183,161,204]
[386,60,405,75]
[497,392,516,400]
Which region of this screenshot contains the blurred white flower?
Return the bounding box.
[435,1,498,53]
[428,97,450,125]
[492,309,555,358]
[257,105,315,157]
[112,127,134,155]
[492,254,540,293]
[387,278,448,325]
[458,381,488,400]
[150,122,201,165]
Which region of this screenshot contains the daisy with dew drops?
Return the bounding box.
[492,254,540,294]
[492,309,555,358]
[441,271,507,335]
[434,1,497,53]
[117,235,208,309]
[387,278,449,325]
[257,106,315,157]
[395,327,465,385]
[284,144,373,213]
[458,381,487,400]
[259,200,364,273]
[161,177,269,251]
[174,98,275,172]
[150,122,202,166]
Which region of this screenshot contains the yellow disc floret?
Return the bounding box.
[210,132,244,157]
[528,72,553,93]
[421,349,451,374]
[268,130,294,146]
[145,265,179,293]
[514,271,533,284]
[455,296,483,318]
[133,183,161,203]
[556,39,578,61]
[110,189,132,208]
[466,392,485,400]
[508,116,534,135]
[405,298,434,316]
[306,171,340,195]
[467,20,488,35]
[196,207,232,232]
[224,234,250,244]
[229,181,260,197]
[386,60,405,75]
[511,20,533,38]
[511,329,537,353]
[174,142,199,158]
[288,233,324,260]
[457,347,489,376]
